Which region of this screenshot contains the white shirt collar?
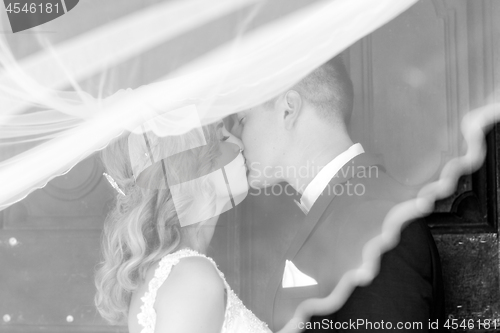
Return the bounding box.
[295,143,364,214]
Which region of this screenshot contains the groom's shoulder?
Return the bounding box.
[321,158,417,229]
[339,153,416,204]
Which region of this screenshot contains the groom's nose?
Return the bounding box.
[227,115,243,139]
[230,124,242,139]
[221,126,244,150]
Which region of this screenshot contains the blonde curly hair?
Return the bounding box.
[94,123,222,324]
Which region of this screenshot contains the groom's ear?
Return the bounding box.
[279,90,302,130]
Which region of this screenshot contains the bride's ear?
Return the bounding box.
[279,90,302,130]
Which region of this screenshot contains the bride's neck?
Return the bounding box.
[178,215,219,255]
[178,240,207,254]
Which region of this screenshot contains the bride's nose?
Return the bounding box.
[221,126,244,151]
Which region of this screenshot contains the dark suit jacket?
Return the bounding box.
[264,154,445,332]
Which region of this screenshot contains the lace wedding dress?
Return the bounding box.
[137,248,271,333]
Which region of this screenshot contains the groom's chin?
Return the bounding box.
[246,174,277,189]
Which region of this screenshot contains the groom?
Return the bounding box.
[230,56,445,332]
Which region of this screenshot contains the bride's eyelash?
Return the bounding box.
[238,117,245,125]
[221,136,229,141]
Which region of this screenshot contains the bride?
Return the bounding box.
[94,118,270,333]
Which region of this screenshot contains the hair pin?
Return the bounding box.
[103,172,126,196]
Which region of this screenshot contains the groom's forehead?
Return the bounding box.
[234,111,247,120]
[234,107,263,120]
[237,108,259,117]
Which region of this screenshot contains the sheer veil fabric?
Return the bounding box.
[1,0,499,331]
[0,0,419,208]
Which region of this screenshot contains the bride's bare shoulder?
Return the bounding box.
[154,256,226,332]
[128,255,225,333]
[159,255,225,297]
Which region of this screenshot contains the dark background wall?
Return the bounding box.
[348,1,500,329]
[349,1,500,329]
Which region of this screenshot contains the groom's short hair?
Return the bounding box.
[294,55,353,126]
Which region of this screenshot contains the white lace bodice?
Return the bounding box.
[137,248,271,333]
